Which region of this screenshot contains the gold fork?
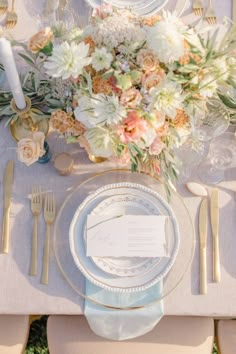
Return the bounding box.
[192,0,204,16]
[41,192,56,285]
[30,186,42,276]
[0,0,8,15]
[6,0,17,29]
[205,0,217,25]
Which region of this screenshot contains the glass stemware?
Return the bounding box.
[190,98,230,142]
[174,98,230,183]
[174,135,209,183]
[197,132,236,184]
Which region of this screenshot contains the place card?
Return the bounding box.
[86,215,169,258]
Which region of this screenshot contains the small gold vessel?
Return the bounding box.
[88,154,107,163]
[9,96,49,142]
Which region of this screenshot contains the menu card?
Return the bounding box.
[86,215,169,258]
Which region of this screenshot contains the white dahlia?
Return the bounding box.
[149,80,184,119]
[44,41,91,79]
[91,47,113,71]
[146,18,185,64]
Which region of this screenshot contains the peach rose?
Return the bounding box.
[137,49,158,72]
[120,88,142,108]
[17,132,45,166]
[142,70,165,91]
[28,27,53,53]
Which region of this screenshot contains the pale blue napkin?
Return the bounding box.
[84,280,164,340]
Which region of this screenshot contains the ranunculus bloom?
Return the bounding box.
[17,132,45,166]
[117,111,148,144]
[149,136,165,155]
[137,49,158,72]
[120,88,142,108]
[142,70,165,91]
[28,27,53,53]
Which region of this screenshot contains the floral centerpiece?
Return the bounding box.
[1,5,236,192]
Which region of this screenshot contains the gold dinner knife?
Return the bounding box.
[1,160,14,254]
[199,198,208,295]
[210,188,220,283]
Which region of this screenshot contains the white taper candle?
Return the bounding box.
[0,38,26,110]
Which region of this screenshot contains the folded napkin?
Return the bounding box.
[84,280,164,341]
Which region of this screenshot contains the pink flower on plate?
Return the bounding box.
[149,136,165,155]
[120,88,142,108]
[117,111,148,144]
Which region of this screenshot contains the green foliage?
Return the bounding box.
[25,316,49,354]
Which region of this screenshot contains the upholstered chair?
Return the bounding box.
[47,315,214,354]
[217,319,236,354]
[0,315,30,354]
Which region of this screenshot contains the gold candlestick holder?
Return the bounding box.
[9,96,49,142]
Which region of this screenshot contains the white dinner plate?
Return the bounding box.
[87,193,163,277]
[85,0,188,16]
[69,182,180,293]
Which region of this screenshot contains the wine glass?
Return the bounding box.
[198,132,236,184]
[174,135,209,183]
[190,98,230,142]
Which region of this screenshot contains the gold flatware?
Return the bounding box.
[199,198,208,295]
[0,0,8,15]
[41,192,56,285]
[192,0,204,16]
[205,0,216,25]
[210,188,220,282]
[29,186,42,276]
[5,0,17,29]
[1,160,14,254]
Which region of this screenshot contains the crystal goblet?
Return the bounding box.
[198,132,236,184]
[191,98,230,142]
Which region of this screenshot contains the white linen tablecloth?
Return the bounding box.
[0,0,236,318]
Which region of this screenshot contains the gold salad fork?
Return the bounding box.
[30,186,42,276]
[6,0,17,29]
[0,0,8,15]
[192,0,204,16]
[205,0,216,25]
[41,192,56,285]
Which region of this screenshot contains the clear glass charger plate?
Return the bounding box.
[69,182,180,292]
[53,169,195,309]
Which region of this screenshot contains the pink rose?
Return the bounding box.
[120,88,142,108]
[137,49,159,72]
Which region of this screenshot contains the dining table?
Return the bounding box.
[0,0,236,322]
